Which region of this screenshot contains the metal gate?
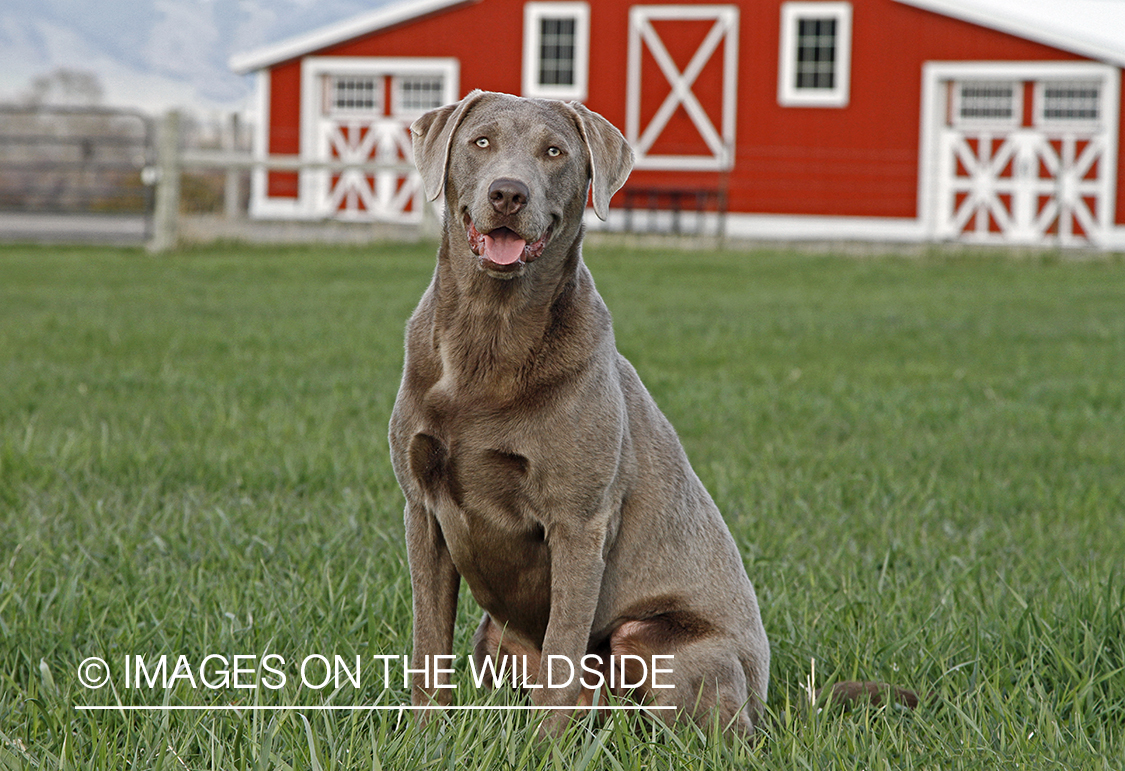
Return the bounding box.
[0,107,155,243]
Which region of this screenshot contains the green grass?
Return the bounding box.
[1,241,1123,769]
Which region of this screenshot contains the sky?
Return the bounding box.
[0,0,392,116]
[5,0,1125,118]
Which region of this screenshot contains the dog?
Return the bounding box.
[389,90,770,737]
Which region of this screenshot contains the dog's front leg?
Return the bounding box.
[534,517,609,737]
[404,500,460,717]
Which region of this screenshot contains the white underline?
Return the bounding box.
[76,705,675,712]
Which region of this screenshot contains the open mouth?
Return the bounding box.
[465,218,550,273]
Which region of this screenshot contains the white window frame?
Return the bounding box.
[326,74,384,116]
[778,1,852,108]
[301,57,459,130]
[1035,79,1103,130]
[951,79,1022,129]
[522,2,590,101]
[392,73,449,119]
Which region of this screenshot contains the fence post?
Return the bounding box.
[224,112,242,220]
[147,110,181,253]
[420,196,442,239]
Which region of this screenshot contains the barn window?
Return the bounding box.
[953,81,1020,126]
[778,2,852,108]
[1038,81,1101,125]
[539,18,577,86]
[395,75,446,115]
[796,19,837,89]
[523,2,590,100]
[330,76,383,113]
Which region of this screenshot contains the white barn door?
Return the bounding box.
[625,5,739,170]
[922,62,1119,246]
[301,57,458,222]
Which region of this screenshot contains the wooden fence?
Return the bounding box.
[147,110,728,253]
[147,110,429,253]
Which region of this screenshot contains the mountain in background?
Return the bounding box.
[0,0,391,115]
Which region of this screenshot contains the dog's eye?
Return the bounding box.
[475,137,490,148]
[546,146,562,157]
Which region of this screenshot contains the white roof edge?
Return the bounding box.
[229,0,475,74]
[893,0,1125,68]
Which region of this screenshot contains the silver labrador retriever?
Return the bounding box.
[389,90,770,737]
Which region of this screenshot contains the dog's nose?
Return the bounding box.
[488,178,530,215]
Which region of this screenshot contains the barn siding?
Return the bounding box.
[612,0,1090,220]
[260,0,1123,228]
[267,61,302,198]
[1119,78,1125,227]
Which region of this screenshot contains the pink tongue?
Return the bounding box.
[483,229,527,265]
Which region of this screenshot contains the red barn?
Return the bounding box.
[230,0,1125,248]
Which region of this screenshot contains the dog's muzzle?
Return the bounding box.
[465,218,550,274]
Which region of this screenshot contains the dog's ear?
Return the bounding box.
[567,102,634,220]
[411,90,488,202]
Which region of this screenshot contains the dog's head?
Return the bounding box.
[411,90,633,279]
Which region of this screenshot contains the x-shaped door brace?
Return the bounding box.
[317,119,423,220]
[626,5,739,170]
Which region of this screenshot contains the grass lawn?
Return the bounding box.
[1,241,1123,769]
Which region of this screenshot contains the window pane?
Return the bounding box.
[1042,81,1100,121]
[539,17,576,87]
[333,77,380,112]
[959,82,1015,121]
[795,17,836,90]
[398,76,445,112]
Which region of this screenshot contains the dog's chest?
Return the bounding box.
[406,413,552,631]
[408,429,529,513]
[406,381,545,539]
